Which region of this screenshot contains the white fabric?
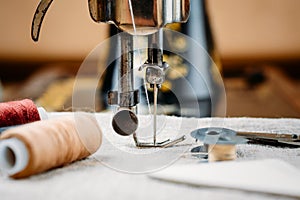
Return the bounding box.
[0,113,300,200]
[150,159,300,198]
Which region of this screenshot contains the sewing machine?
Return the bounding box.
[31,0,190,147]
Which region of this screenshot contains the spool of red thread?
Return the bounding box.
[0,99,47,128]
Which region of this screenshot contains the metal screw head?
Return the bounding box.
[146,66,165,85]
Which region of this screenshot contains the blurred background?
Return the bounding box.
[0,0,299,117]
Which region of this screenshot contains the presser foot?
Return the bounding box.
[133,133,186,148]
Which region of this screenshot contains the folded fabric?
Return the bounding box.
[150,159,300,198]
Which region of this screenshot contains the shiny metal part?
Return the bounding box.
[139,29,168,86]
[191,128,247,145]
[112,109,138,136]
[145,66,165,85]
[32,0,189,39]
[237,131,300,148]
[88,0,190,34]
[190,145,208,159]
[134,135,186,148]
[191,127,300,148]
[109,33,139,136]
[237,131,300,142]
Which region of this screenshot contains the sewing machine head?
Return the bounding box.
[31,0,190,147]
[88,0,190,34]
[32,0,189,40]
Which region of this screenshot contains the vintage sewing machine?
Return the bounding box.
[31,0,190,147]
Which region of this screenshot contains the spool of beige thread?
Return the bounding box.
[0,113,102,178]
[208,144,237,162]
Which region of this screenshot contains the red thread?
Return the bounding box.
[0,99,41,127]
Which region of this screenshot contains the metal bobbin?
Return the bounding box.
[190,127,247,162]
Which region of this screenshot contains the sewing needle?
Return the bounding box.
[153,83,158,145]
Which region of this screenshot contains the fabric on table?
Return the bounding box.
[0,113,299,200]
